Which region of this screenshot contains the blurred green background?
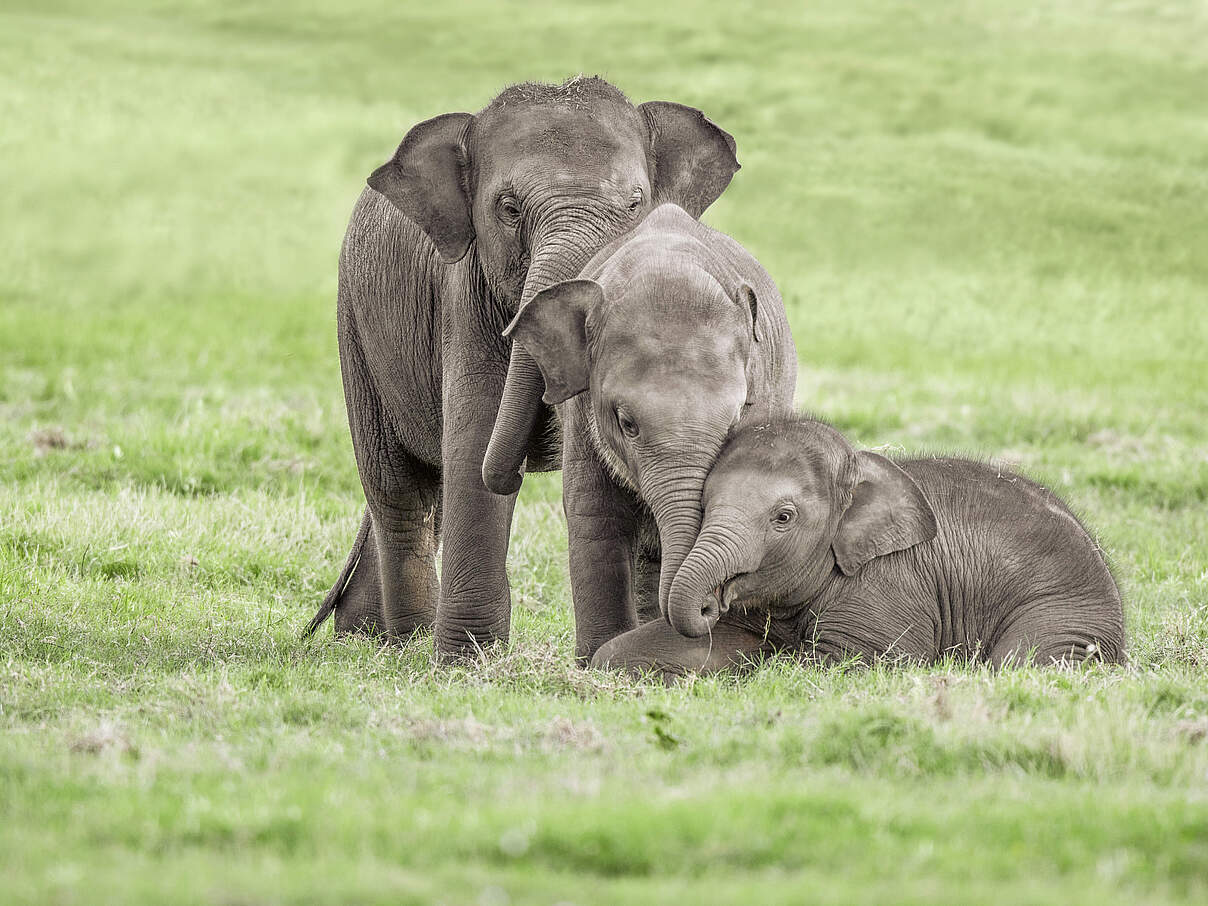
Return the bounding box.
[2,1,1207,903]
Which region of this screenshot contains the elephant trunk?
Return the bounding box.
[482,349,545,495]
[666,509,754,638]
[482,222,607,495]
[643,465,713,630]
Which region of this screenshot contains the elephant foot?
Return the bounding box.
[433,630,508,664]
[334,601,386,638]
[383,612,436,647]
[433,601,511,663]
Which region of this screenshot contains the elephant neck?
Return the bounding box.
[723,606,801,651]
[780,555,848,648]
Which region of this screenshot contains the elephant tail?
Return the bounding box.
[303,507,373,638]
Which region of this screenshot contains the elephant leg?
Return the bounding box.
[633,551,662,625]
[987,606,1122,668]
[435,457,517,658]
[590,616,774,682]
[341,311,441,642]
[433,334,518,661]
[563,437,641,664]
[369,458,441,641]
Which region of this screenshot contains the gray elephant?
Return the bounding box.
[303,77,742,660]
[505,203,796,661]
[593,417,1126,677]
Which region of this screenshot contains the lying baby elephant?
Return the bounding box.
[593,417,1125,677]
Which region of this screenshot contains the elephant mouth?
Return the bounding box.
[716,574,752,614]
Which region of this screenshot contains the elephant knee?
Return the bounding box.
[590,635,690,684]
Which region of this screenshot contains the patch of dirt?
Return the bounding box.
[540,715,606,752]
[382,714,607,754]
[28,427,88,457]
[68,720,137,757]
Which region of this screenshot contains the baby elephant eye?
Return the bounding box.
[627,187,644,213]
[772,507,796,527]
[497,195,522,225]
[617,409,639,438]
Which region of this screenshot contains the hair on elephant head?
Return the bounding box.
[364,76,742,496]
[668,419,938,638]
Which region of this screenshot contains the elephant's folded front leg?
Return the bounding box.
[590,616,777,682]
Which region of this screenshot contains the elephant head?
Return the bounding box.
[667,419,938,637]
[506,239,763,621]
[364,77,740,494]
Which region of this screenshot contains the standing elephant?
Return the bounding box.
[303,77,742,660]
[593,417,1126,677]
[505,204,796,661]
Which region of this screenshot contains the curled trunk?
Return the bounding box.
[644,469,712,629]
[667,517,754,638]
[481,348,544,495]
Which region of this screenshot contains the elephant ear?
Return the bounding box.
[832,452,938,577]
[736,282,759,344]
[639,101,740,218]
[735,283,760,405]
[503,280,604,405]
[368,112,475,264]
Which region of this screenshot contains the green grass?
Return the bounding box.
[3,0,1208,902]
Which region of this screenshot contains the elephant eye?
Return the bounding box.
[497,194,522,226]
[616,409,639,439]
[627,187,643,213]
[772,505,797,527]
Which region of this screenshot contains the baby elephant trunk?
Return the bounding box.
[482,221,608,496]
[666,515,756,638]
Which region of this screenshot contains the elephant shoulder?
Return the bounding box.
[342,187,439,277]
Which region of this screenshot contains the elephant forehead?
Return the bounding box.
[707,466,830,518]
[599,326,746,385]
[600,264,747,334]
[475,109,647,175]
[708,469,803,508]
[714,438,840,494]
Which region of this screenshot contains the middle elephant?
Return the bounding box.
[505,203,797,661]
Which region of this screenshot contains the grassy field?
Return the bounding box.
[3,0,1207,902]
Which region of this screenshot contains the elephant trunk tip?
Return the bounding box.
[482,460,524,496]
[668,588,721,639]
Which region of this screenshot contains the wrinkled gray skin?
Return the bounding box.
[303,78,742,660]
[508,204,796,661]
[593,418,1125,678]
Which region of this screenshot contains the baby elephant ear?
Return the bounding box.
[832,452,938,577]
[367,112,475,264]
[503,280,604,405]
[639,101,740,218]
[736,283,759,343]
